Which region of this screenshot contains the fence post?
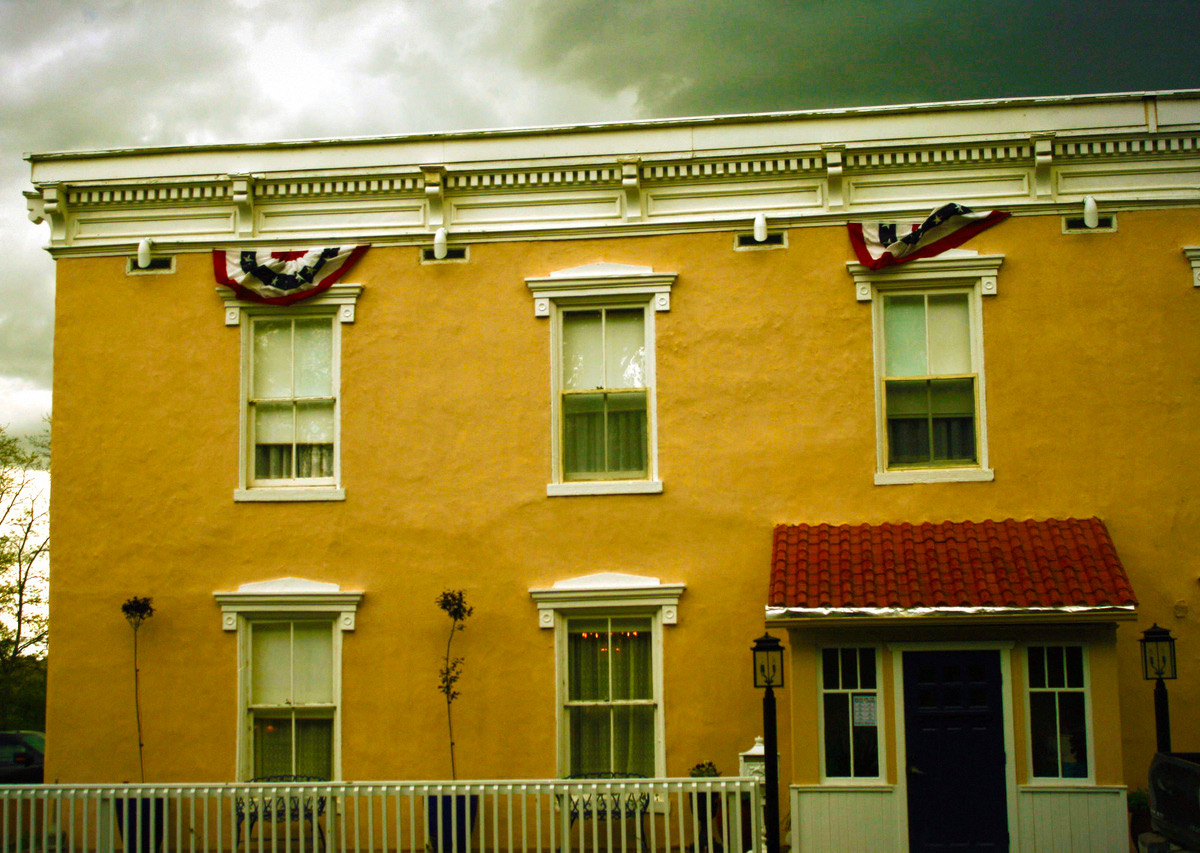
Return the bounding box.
[739,737,768,852]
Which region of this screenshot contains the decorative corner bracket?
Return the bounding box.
[1184,247,1200,288]
[1032,133,1055,199]
[26,185,68,241]
[421,165,447,228]
[848,252,1004,302]
[823,146,845,210]
[620,159,642,221]
[229,173,258,238]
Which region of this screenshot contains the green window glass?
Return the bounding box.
[821,648,880,778]
[1028,646,1088,779]
[882,293,976,467]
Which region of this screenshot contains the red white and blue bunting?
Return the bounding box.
[847,203,1009,270]
[213,246,368,305]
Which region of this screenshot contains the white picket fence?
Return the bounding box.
[1,779,762,853]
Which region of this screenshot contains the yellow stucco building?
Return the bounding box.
[26,90,1200,851]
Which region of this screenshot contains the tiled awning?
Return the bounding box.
[769,517,1137,620]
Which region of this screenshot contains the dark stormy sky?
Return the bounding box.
[3,0,1199,437]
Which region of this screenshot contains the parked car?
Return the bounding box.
[0,731,44,783]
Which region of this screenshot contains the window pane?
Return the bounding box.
[859,649,877,689]
[255,444,293,481]
[605,310,646,388]
[605,392,648,476]
[253,320,293,399]
[569,706,611,776]
[852,715,879,777]
[822,649,840,690]
[253,715,293,777]
[1046,646,1065,688]
[292,623,333,705]
[886,379,929,416]
[1058,692,1088,778]
[293,319,333,398]
[295,716,333,779]
[840,649,859,690]
[568,621,610,701]
[563,393,605,477]
[823,693,851,777]
[610,620,652,700]
[1065,647,1084,688]
[251,623,291,705]
[1030,693,1059,777]
[1028,648,1046,689]
[931,417,976,462]
[883,295,927,377]
[255,402,294,444]
[562,312,604,390]
[928,378,974,415]
[612,705,655,777]
[926,294,971,374]
[296,402,334,443]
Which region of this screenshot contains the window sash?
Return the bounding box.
[564,616,657,777]
[247,316,338,487]
[1028,646,1089,780]
[558,307,651,481]
[821,648,881,780]
[880,290,980,471]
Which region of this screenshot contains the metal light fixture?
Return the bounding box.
[753,213,768,243]
[752,633,784,853]
[752,633,784,687]
[1141,623,1177,680]
[1083,196,1099,229]
[1141,623,1177,753]
[137,237,153,269]
[433,227,448,260]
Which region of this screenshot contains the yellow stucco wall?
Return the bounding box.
[46,210,1199,789]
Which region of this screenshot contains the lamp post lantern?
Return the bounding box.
[1140,623,1177,754]
[752,633,784,853]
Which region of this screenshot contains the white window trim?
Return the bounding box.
[529,572,684,779]
[1023,644,1095,786]
[817,645,887,786]
[220,285,361,502]
[848,251,1002,486]
[213,578,363,782]
[527,264,676,497]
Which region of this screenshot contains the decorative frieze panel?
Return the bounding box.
[256,176,422,197]
[847,170,1030,206]
[446,167,620,190]
[846,144,1031,169]
[1056,135,1200,158]
[641,156,820,181]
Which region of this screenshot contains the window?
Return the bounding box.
[249,316,336,484]
[850,251,1001,485]
[526,263,676,497]
[529,571,683,777]
[561,308,649,482]
[214,577,362,782]
[1027,646,1089,780]
[247,620,336,778]
[566,616,655,776]
[222,285,359,502]
[821,647,881,780]
[881,292,976,467]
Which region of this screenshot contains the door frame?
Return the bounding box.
[888,641,1018,850]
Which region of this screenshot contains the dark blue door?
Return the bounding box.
[904,650,1008,851]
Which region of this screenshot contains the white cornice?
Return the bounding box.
[847,251,1005,301]
[1184,247,1200,287]
[25,92,1200,254]
[526,263,676,316]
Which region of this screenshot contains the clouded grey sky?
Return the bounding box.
[4,0,1199,439]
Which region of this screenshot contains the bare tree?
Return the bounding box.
[0,425,49,730]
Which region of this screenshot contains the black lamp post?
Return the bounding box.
[752,633,784,853]
[1140,623,1177,754]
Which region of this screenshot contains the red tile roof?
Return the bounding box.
[770,517,1137,614]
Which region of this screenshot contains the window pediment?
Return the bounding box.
[526,263,676,316]
[214,577,363,631]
